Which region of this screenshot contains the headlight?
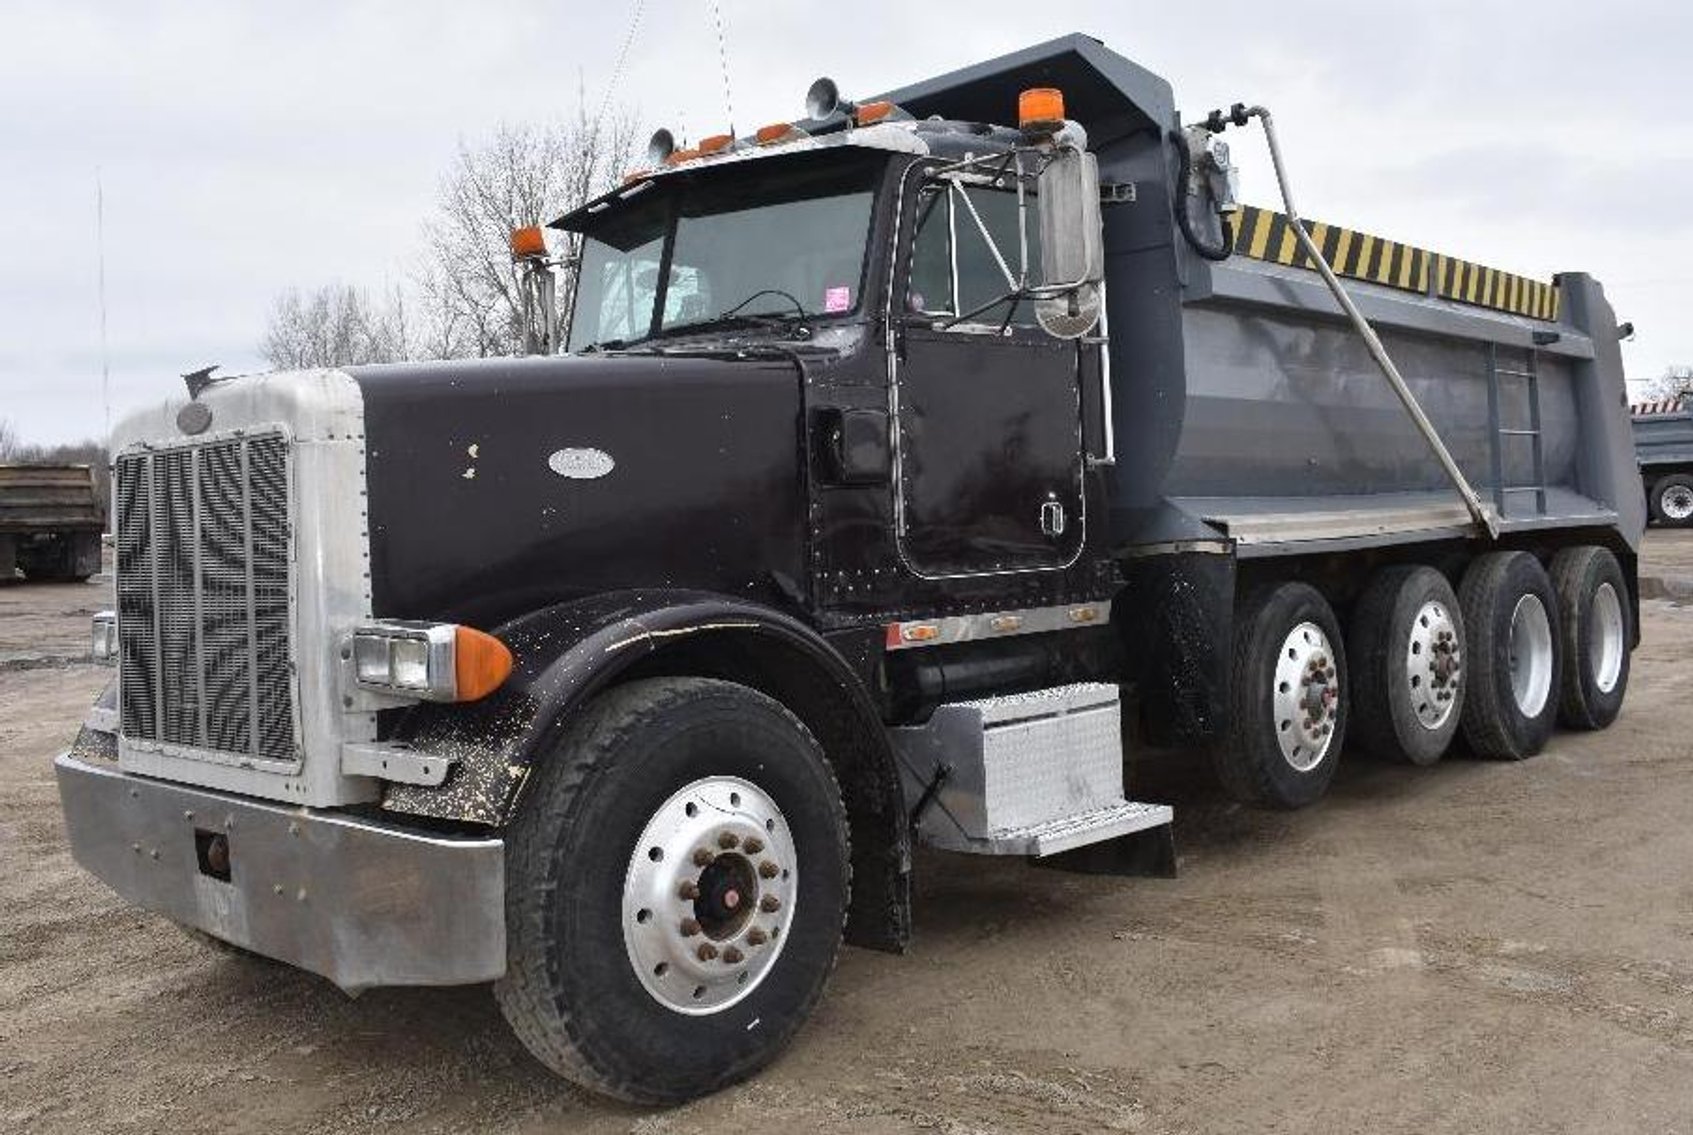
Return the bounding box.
[90,611,117,663]
[348,621,513,703]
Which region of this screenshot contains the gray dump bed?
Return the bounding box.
[883,35,1645,559]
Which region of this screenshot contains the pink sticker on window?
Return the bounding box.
[823,285,852,313]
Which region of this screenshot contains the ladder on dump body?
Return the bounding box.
[1485,342,1547,518]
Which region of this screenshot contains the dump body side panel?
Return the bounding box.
[1634,411,1693,469]
[0,464,103,533]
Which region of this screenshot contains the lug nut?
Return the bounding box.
[746,927,768,946]
[678,880,701,900]
[743,837,764,855]
[718,832,740,850]
[692,848,715,867]
[697,943,719,961]
[722,946,744,964]
[680,917,701,937]
[758,860,779,879]
[760,894,781,913]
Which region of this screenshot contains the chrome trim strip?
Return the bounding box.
[884,599,1112,651]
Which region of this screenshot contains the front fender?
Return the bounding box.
[381,590,882,827]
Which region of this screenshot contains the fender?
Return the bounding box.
[382,589,912,951]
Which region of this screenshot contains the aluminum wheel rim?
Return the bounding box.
[1590,582,1625,694]
[1272,621,1339,772]
[1405,598,1461,729]
[622,775,797,1016]
[1507,594,1553,718]
[1664,486,1693,521]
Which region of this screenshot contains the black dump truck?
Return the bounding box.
[0,464,103,582]
[1632,396,1693,525]
[57,35,1643,1104]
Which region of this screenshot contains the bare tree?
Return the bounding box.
[1643,364,1693,403]
[260,284,411,370]
[0,418,17,462]
[416,107,639,358]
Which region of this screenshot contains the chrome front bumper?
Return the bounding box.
[55,753,506,991]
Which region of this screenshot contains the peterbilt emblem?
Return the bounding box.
[547,447,615,480]
[176,401,213,435]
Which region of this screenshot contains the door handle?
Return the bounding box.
[1040,497,1067,538]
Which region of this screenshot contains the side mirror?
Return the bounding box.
[1034,148,1104,338]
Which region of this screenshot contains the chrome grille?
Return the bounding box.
[116,433,295,764]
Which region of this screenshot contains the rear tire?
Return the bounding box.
[1347,565,1465,766]
[1213,582,1347,809]
[495,677,849,1105]
[1650,473,1693,527]
[1458,552,1560,760]
[1550,546,1630,730]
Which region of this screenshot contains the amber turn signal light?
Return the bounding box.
[509,225,547,259]
[854,100,897,126]
[454,625,514,702]
[1018,87,1066,133]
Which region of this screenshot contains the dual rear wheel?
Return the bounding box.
[1213,546,1631,808]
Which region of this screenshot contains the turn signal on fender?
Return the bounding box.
[454,625,514,702]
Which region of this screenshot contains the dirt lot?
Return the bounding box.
[4,535,1693,1134]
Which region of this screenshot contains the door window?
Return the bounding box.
[906,179,1043,330]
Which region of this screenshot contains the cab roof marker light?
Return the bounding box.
[754,121,809,146]
[697,132,737,156]
[664,147,702,166]
[853,100,912,127]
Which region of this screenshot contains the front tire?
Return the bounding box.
[1550,546,1631,730]
[1458,552,1560,760]
[495,677,849,1105]
[1213,582,1348,809]
[1347,565,1466,766]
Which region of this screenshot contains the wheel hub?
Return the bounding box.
[1664,486,1693,521]
[1273,621,1340,772]
[1406,599,1461,729]
[621,776,796,1015]
[1507,593,1554,717]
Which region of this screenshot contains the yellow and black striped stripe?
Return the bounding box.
[1230,205,1560,322]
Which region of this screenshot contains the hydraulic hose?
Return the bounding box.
[1168,130,1235,262]
[1237,105,1498,540]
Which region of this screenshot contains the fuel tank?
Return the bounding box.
[348,353,806,627]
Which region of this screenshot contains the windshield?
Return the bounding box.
[567,154,880,351]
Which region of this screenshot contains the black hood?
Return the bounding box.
[348,353,807,629]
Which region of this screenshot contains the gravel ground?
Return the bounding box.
[2,536,1691,1134]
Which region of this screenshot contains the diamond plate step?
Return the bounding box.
[984,799,1173,857]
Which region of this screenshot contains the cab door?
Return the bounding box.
[891,173,1086,577]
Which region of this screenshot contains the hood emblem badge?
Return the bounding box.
[547,447,615,480]
[177,400,213,436]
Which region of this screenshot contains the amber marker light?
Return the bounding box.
[509,225,547,259]
[854,100,897,126]
[698,132,736,155]
[1018,87,1066,133]
[454,626,514,702]
[755,121,806,145]
[665,147,701,166]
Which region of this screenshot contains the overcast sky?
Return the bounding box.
[3,0,1689,445]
